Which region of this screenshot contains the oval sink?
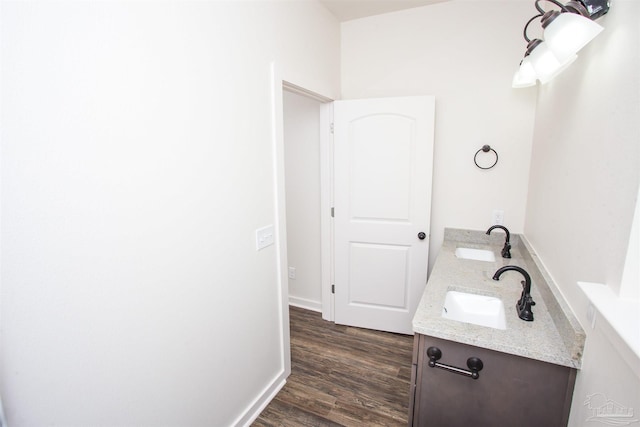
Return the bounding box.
[455,247,496,262]
[442,290,506,330]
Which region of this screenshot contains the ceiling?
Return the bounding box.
[318,0,451,22]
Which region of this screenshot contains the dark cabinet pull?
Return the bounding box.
[427,346,484,380]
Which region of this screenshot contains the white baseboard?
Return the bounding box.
[288,296,322,312]
[234,371,287,427]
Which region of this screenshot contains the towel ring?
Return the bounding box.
[474,145,498,170]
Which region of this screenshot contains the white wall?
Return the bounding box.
[283,90,323,311]
[341,1,537,273]
[0,2,339,426]
[523,1,640,424]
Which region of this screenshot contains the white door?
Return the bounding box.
[333,96,435,335]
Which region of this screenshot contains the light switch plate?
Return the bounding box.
[255,225,275,250]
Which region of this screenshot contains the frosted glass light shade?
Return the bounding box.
[544,12,604,62]
[512,57,537,88]
[528,41,576,84]
[538,53,577,84]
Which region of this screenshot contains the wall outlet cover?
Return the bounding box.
[492,209,504,225]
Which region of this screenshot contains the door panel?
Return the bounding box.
[334,96,435,335]
[350,114,414,221]
[349,243,409,308]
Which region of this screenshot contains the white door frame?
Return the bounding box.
[318,96,335,322]
[281,81,335,321]
[270,63,335,379]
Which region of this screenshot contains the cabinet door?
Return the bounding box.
[412,335,576,427]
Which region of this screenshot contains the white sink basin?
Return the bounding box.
[455,247,496,262]
[442,290,506,330]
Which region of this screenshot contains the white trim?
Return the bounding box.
[270,62,291,379]
[319,102,335,322]
[270,62,335,410]
[233,371,287,427]
[283,81,333,103]
[288,297,322,313]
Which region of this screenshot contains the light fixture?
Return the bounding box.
[526,39,578,84]
[541,1,604,62]
[512,0,609,88]
[512,57,537,88]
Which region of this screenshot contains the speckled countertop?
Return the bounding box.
[413,228,585,369]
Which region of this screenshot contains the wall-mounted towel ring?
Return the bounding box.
[474,145,498,170]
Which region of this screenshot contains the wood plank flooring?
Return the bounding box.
[253,306,414,427]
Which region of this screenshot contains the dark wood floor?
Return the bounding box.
[253,306,414,427]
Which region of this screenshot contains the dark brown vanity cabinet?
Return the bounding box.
[408,334,577,427]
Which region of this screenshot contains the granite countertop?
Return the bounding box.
[413,228,585,369]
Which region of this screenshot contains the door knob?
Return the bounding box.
[418,232,426,240]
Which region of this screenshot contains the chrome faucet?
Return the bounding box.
[492,265,536,321]
[486,225,511,258]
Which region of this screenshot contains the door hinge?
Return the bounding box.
[330,122,334,134]
[331,207,334,218]
[331,284,335,294]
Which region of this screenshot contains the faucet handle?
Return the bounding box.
[517,290,536,314]
[518,297,535,321]
[501,242,512,258]
[519,283,536,305]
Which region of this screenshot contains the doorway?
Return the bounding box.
[272,78,435,406]
[283,89,324,312]
[278,84,435,336]
[281,83,333,320]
